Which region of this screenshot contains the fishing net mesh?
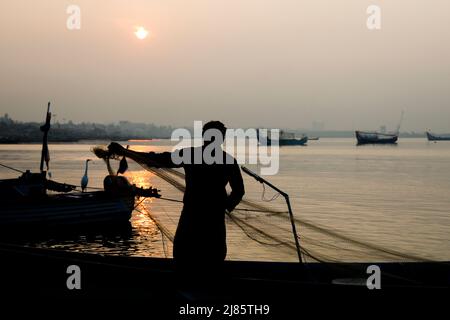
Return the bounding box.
[93,146,429,263]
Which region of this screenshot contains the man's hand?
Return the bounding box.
[108,142,126,156]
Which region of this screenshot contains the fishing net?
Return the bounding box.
[92,146,429,263]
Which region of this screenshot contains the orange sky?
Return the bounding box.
[1,0,449,131]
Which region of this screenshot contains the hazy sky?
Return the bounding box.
[1,0,449,131]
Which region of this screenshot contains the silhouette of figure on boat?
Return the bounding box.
[109,121,245,275]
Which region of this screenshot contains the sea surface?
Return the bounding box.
[1,138,449,262]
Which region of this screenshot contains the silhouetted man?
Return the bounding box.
[108,121,245,273]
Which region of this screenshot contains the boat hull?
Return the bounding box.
[355,131,398,145]
[0,191,134,229]
[0,243,449,302]
[267,136,308,146]
[426,132,450,141]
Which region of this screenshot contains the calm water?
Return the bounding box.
[1,138,449,262]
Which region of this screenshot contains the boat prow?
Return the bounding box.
[426,131,450,141]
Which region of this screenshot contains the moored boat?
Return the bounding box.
[0,103,160,230]
[1,183,134,229]
[426,131,450,141]
[355,130,398,145]
[356,111,403,145]
[257,129,308,146]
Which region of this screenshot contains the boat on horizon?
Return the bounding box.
[355,111,403,145]
[257,129,308,146]
[355,130,399,145]
[426,131,450,141]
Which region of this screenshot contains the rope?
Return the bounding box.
[159,196,182,203]
[158,196,288,214]
[0,163,24,173]
[261,183,281,202]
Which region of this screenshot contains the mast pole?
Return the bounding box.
[40,102,51,173]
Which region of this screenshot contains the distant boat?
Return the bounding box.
[257,129,308,146]
[355,131,398,145]
[308,137,320,141]
[356,111,403,145]
[426,131,450,141]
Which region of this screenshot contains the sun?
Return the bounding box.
[134,26,149,40]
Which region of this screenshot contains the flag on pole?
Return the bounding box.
[40,102,51,173]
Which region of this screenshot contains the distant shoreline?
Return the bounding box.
[0,115,432,143]
[0,138,170,144]
[0,115,175,144]
[0,136,430,145]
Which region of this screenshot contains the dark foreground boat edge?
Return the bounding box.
[1,243,449,297]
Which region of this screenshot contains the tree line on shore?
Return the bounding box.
[0,114,174,143]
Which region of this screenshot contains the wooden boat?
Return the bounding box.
[355,130,398,145]
[426,131,450,141]
[0,103,159,230]
[277,135,308,146]
[356,111,403,145]
[257,129,308,146]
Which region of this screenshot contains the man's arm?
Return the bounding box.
[226,161,245,212]
[108,142,181,168]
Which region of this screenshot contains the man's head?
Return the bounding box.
[202,121,227,145]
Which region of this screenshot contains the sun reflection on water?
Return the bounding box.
[124,170,165,252]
